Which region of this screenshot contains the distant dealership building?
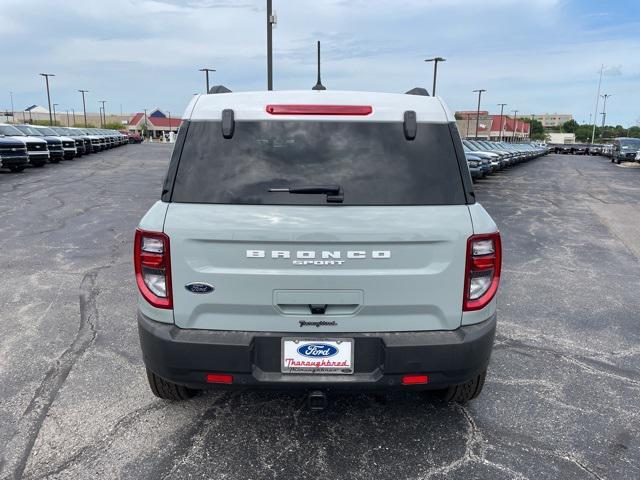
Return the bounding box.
[527,113,573,128]
[455,111,530,141]
[128,109,181,139]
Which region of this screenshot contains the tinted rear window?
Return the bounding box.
[171,120,466,205]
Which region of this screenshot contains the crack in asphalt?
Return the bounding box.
[494,335,640,387]
[0,269,101,480]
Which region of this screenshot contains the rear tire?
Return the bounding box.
[146,368,197,401]
[442,369,487,404]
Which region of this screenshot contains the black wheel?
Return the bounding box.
[146,368,197,401]
[34,163,46,168]
[50,159,60,164]
[442,369,487,404]
[615,157,621,164]
[9,166,25,173]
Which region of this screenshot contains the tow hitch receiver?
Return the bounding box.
[307,390,328,411]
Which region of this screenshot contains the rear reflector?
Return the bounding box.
[266,104,373,116]
[206,373,233,384]
[402,375,429,385]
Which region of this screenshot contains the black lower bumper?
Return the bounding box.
[1,156,29,168]
[138,312,496,391]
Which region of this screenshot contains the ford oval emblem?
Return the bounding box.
[297,343,338,358]
[185,282,215,294]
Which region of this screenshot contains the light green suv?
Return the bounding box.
[135,88,501,406]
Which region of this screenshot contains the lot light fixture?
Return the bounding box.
[424,57,445,96]
[600,94,611,128]
[472,89,486,139]
[78,90,89,127]
[39,73,55,126]
[199,68,215,93]
[497,103,507,141]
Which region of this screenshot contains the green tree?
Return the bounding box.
[561,119,579,133]
[522,118,546,140]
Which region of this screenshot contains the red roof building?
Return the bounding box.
[128,109,182,139]
[455,111,530,141]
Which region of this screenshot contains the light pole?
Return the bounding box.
[497,103,507,141]
[99,100,107,127]
[39,73,55,126]
[143,108,148,140]
[266,0,277,90]
[312,41,326,90]
[199,68,215,93]
[424,57,445,96]
[591,64,603,144]
[512,110,519,142]
[66,110,70,126]
[78,90,89,127]
[72,108,76,126]
[600,94,611,128]
[473,89,486,139]
[53,103,58,125]
[9,91,14,123]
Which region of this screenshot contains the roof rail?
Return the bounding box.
[405,87,430,96]
[208,85,232,94]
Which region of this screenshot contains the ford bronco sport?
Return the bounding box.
[135,89,501,404]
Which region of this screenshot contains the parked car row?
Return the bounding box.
[0,124,129,173]
[462,139,548,181]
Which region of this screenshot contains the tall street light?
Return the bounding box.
[9,91,14,123]
[266,0,277,90]
[53,103,58,124]
[591,64,604,144]
[473,89,486,139]
[199,68,215,93]
[78,90,89,127]
[99,100,107,127]
[497,103,507,141]
[424,57,445,96]
[600,94,611,128]
[512,109,519,142]
[39,73,55,126]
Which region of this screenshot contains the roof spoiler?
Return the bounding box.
[209,85,232,94]
[405,87,430,96]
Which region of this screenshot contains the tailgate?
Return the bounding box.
[165,204,472,332]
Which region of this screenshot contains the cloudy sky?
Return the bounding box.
[1,0,639,125]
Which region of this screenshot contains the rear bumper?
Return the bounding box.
[138,312,496,391]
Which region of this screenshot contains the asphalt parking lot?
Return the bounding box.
[1,145,639,480]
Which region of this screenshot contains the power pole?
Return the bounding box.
[39,73,55,126]
[497,103,507,141]
[473,89,486,139]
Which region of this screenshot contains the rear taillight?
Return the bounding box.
[463,232,501,311]
[134,229,172,309]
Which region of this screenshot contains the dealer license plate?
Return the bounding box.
[281,338,354,374]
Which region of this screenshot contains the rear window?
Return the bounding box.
[170,120,466,206]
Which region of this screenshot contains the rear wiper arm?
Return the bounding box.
[268,185,344,203]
